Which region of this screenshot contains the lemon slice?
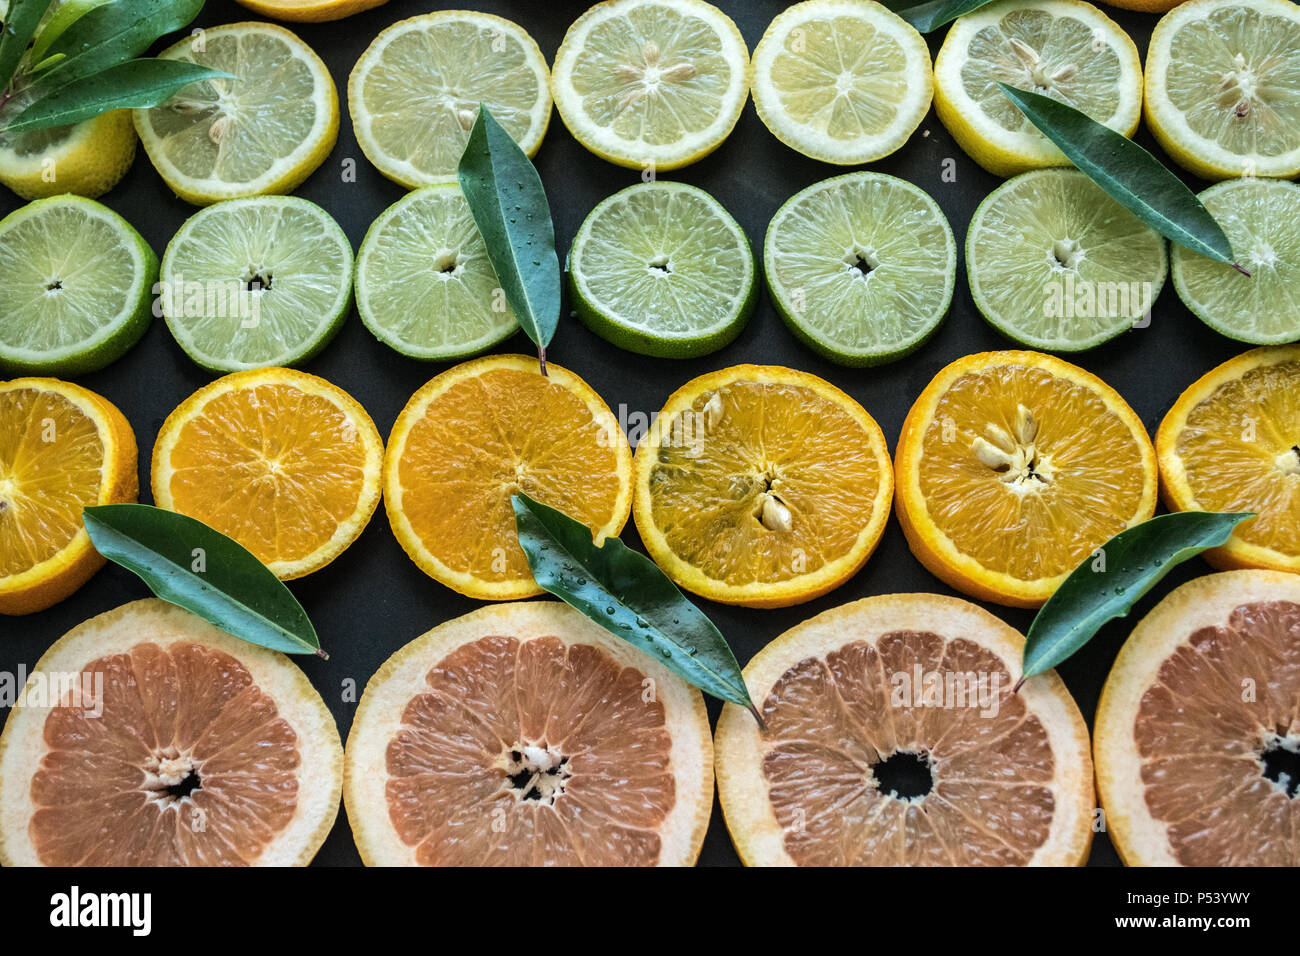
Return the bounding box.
[0,110,137,201]
[551,0,749,171]
[235,0,388,22]
[134,22,338,206]
[750,0,932,165]
[934,0,1142,178]
[1146,0,1300,181]
[348,11,551,188]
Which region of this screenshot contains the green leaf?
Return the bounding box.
[83,504,325,658]
[3,57,229,131]
[1020,511,1255,685]
[27,51,63,72]
[29,0,106,63]
[30,0,205,91]
[997,83,1243,270]
[512,493,758,719]
[0,0,53,91]
[882,0,998,32]
[457,104,560,370]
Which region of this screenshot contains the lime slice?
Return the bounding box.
[355,185,518,360]
[1146,0,1300,181]
[966,168,1168,352]
[750,0,933,165]
[0,196,156,375]
[1172,178,1300,345]
[551,0,749,171]
[348,11,551,188]
[134,22,339,205]
[934,0,1142,177]
[160,196,353,373]
[763,172,955,366]
[568,182,754,358]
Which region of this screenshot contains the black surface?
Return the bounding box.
[0,0,1256,867]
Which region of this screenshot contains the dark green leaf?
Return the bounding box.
[998,83,1242,268]
[1020,511,1255,684]
[83,504,324,657]
[512,493,757,717]
[458,104,560,367]
[882,0,998,32]
[30,0,204,91]
[3,58,229,131]
[0,0,53,91]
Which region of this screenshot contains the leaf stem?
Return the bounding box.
[1011,675,1026,696]
[538,344,548,378]
[315,647,330,661]
[1232,262,1252,278]
[748,704,767,732]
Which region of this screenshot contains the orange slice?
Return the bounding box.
[0,378,137,615]
[1095,570,1300,866]
[344,601,713,866]
[715,593,1095,866]
[383,355,633,601]
[152,367,383,580]
[0,599,342,866]
[895,351,1157,608]
[1157,345,1300,574]
[633,365,892,608]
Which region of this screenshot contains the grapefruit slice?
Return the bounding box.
[715,593,1094,866]
[0,600,342,866]
[1095,570,1300,866]
[344,602,713,866]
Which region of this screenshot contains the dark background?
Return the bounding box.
[0,0,1255,867]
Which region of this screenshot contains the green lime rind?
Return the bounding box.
[763,172,956,367]
[568,181,756,360]
[966,167,1168,353]
[355,184,520,361]
[0,196,157,376]
[160,196,353,374]
[1172,178,1300,346]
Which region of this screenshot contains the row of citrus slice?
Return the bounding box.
[4,345,1297,618]
[345,0,1300,183]
[60,0,1298,209]
[3,565,1295,866]
[7,163,1293,385]
[4,0,1296,207]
